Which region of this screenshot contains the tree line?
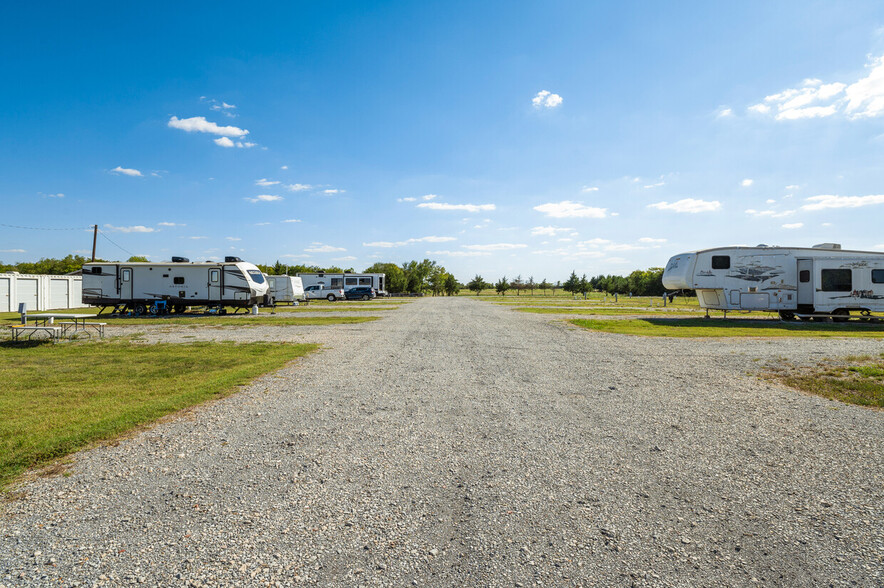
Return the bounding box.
[466,267,672,297]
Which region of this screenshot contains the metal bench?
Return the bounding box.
[57,321,107,338]
[9,325,62,342]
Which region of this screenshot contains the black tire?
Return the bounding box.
[778,311,795,321]
[832,309,850,323]
[327,294,336,302]
[133,304,146,316]
[219,308,228,315]
[361,294,370,301]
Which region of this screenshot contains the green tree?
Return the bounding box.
[127,256,149,263]
[363,262,407,293]
[495,276,509,296]
[443,273,460,296]
[511,275,524,296]
[401,259,438,294]
[527,276,536,295]
[562,271,580,295]
[578,273,590,299]
[467,275,489,295]
[428,266,448,296]
[538,278,550,295]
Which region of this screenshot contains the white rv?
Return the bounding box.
[267,275,305,305]
[82,256,269,314]
[662,244,884,320]
[297,272,386,296]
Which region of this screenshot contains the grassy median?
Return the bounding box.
[0,340,318,490]
[764,354,884,408]
[570,317,884,338]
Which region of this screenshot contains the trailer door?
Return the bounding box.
[797,259,813,307]
[208,268,221,302]
[120,267,133,300]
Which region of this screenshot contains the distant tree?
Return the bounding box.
[552,280,561,296]
[428,267,448,296]
[401,259,438,293]
[562,271,580,295]
[527,276,536,295]
[511,275,524,296]
[364,262,407,293]
[578,273,590,299]
[538,278,550,295]
[127,256,149,263]
[495,276,510,296]
[4,254,94,275]
[443,273,460,296]
[467,275,489,295]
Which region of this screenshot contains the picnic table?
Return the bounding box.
[25,313,106,338]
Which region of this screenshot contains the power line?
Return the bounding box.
[98,230,135,257]
[0,223,92,231]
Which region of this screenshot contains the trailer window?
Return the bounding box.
[711,256,730,270]
[821,269,851,292]
[330,278,343,288]
[209,269,220,283]
[799,270,810,283]
[872,269,884,284]
[345,277,358,286]
[174,277,185,285]
[91,267,102,274]
[246,269,265,284]
[122,269,131,282]
[358,277,371,286]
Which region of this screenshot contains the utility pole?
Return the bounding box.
[91,224,98,261]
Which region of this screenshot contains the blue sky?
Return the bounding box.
[4,1,884,282]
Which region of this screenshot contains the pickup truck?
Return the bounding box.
[303,285,346,301]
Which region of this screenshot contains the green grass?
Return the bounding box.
[0,340,319,490]
[764,354,884,408]
[514,306,704,316]
[569,317,884,338]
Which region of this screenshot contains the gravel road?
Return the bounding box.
[2,297,882,587]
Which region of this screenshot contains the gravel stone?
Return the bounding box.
[1,297,882,586]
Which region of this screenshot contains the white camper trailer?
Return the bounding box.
[267,275,305,305]
[662,244,884,320]
[297,272,387,296]
[81,256,269,314]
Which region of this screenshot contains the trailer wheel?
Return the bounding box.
[832,309,850,323]
[361,294,370,301]
[778,311,795,321]
[327,294,336,302]
[133,304,146,316]
[219,308,228,315]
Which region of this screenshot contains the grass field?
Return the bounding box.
[514,306,705,316]
[0,340,318,490]
[0,313,381,331]
[764,354,884,408]
[570,317,884,338]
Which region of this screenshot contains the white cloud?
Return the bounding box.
[581,186,599,193]
[422,194,438,201]
[245,194,283,203]
[157,222,185,227]
[604,243,645,252]
[226,237,241,241]
[363,236,456,248]
[426,250,490,257]
[255,178,280,186]
[462,243,527,252]
[648,198,721,213]
[323,189,344,195]
[643,181,665,189]
[418,202,496,213]
[236,141,257,148]
[782,223,804,229]
[110,166,143,177]
[744,208,796,218]
[638,237,667,244]
[104,224,155,233]
[766,199,776,204]
[801,194,884,210]
[281,165,288,170]
[750,55,884,121]
[333,256,357,262]
[785,184,800,190]
[282,219,302,223]
[254,222,271,226]
[214,137,235,148]
[717,107,733,118]
[168,116,249,137]
[578,238,611,247]
[741,178,754,187]
[0,248,26,253]
[187,236,208,240]
[533,201,607,218]
[532,90,563,109]
[398,197,417,202]
[44,193,64,198]
[530,226,575,237]
[304,243,346,253]
[286,183,312,192]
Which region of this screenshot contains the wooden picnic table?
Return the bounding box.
[25,313,106,338]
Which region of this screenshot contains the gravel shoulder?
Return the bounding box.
[1,297,882,587]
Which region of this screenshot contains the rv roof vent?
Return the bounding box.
[756,244,769,248]
[812,243,841,250]
[171,256,190,263]
[224,256,242,263]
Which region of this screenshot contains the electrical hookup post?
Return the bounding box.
[18,302,26,324]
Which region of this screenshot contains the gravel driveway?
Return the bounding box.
[2,297,882,587]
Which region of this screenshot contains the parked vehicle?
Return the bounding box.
[345,286,376,300]
[266,275,305,305]
[303,284,346,301]
[81,256,268,314]
[298,272,387,296]
[662,243,884,320]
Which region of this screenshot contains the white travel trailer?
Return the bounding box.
[297,272,386,296]
[662,244,884,320]
[267,275,305,305]
[81,256,269,314]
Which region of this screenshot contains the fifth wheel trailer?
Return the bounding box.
[81,257,269,314]
[662,243,884,320]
